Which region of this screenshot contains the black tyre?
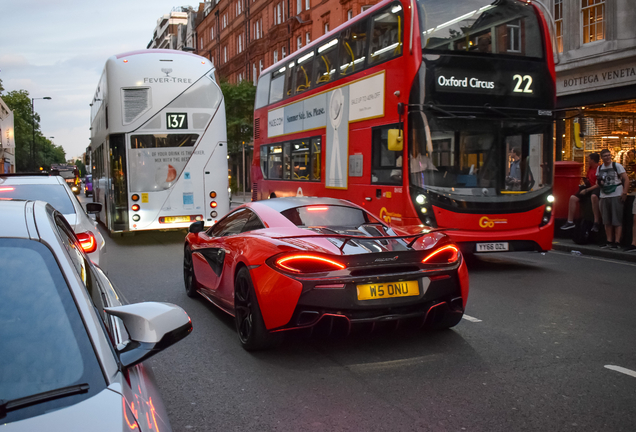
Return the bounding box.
[234,267,283,350]
[183,246,199,298]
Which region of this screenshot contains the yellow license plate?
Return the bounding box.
[164,216,191,223]
[356,280,420,301]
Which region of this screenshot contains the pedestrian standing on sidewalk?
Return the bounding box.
[597,149,629,249]
[561,152,602,232]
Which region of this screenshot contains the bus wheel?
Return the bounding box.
[234,267,282,350]
[269,192,276,199]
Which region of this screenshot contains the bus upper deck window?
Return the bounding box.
[295,51,315,94]
[256,73,271,108]
[339,19,368,76]
[369,5,403,64]
[314,38,338,86]
[284,61,295,97]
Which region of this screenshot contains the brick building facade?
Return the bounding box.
[196,0,380,84]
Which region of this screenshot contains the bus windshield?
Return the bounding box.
[417,0,544,58]
[408,112,552,197]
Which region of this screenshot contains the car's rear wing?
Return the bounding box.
[273,228,454,251]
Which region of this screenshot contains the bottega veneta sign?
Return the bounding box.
[557,63,636,95]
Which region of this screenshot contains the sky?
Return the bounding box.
[1,0,192,160]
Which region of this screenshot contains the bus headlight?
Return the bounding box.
[547,195,555,203]
[416,194,426,205]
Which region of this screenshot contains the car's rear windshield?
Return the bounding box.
[85,175,92,181]
[281,205,380,227]
[0,239,104,418]
[0,184,75,214]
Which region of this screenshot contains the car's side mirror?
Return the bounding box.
[188,220,205,233]
[86,202,102,214]
[104,302,192,369]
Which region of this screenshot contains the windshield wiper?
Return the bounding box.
[0,383,89,418]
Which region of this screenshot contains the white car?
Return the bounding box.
[0,174,106,269]
[0,199,192,431]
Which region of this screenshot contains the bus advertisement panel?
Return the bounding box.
[252,0,556,254]
[90,49,229,233]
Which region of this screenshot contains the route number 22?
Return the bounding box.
[513,74,533,93]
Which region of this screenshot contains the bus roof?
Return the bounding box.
[114,49,203,60]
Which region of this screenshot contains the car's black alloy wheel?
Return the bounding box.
[234,267,282,350]
[183,246,199,298]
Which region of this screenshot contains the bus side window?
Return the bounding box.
[285,61,296,97]
[313,38,339,86]
[268,145,284,179]
[369,4,403,65]
[291,139,310,181]
[260,146,269,179]
[256,73,271,108]
[311,137,321,181]
[339,18,369,76]
[283,142,291,180]
[269,70,285,104]
[295,52,315,94]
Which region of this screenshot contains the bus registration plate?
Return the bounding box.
[164,216,191,223]
[476,242,509,252]
[357,280,419,301]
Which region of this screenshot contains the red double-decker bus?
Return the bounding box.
[251,0,556,254]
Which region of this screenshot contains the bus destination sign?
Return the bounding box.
[435,69,536,97]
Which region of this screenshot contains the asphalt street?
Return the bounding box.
[79,194,636,432]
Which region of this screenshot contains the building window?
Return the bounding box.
[274,50,278,63]
[582,0,605,44]
[238,34,243,53]
[236,0,243,15]
[199,37,203,48]
[507,20,521,52]
[253,63,257,83]
[275,2,285,25]
[297,36,302,50]
[555,0,563,53]
[282,46,286,58]
[361,5,371,12]
[222,14,227,29]
[259,59,264,74]
[224,46,228,63]
[305,0,310,10]
[306,32,310,45]
[324,22,329,34]
[210,27,214,40]
[347,9,353,20]
[297,0,302,15]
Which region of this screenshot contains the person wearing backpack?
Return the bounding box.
[597,149,629,249]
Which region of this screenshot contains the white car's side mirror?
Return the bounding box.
[104,302,192,368]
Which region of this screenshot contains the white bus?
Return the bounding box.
[89,49,229,233]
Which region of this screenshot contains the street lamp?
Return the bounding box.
[31,96,52,172]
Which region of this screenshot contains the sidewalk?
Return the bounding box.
[552,238,636,263]
[230,191,251,204]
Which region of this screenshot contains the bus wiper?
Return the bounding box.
[484,104,512,118]
[423,103,458,118]
[0,383,90,418]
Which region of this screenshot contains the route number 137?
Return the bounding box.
[167,113,188,129]
[512,74,533,93]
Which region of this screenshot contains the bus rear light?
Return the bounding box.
[131,194,140,201]
[210,191,217,198]
[76,231,97,254]
[210,201,217,208]
[132,214,140,222]
[195,215,202,221]
[210,211,218,218]
[131,204,140,211]
[274,254,346,273]
[422,245,459,264]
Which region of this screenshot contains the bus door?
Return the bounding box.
[109,134,129,232]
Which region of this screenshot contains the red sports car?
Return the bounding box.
[184,197,469,350]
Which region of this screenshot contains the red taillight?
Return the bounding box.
[0,187,15,191]
[76,231,97,254]
[422,245,459,264]
[210,201,217,208]
[275,254,345,273]
[131,204,140,211]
